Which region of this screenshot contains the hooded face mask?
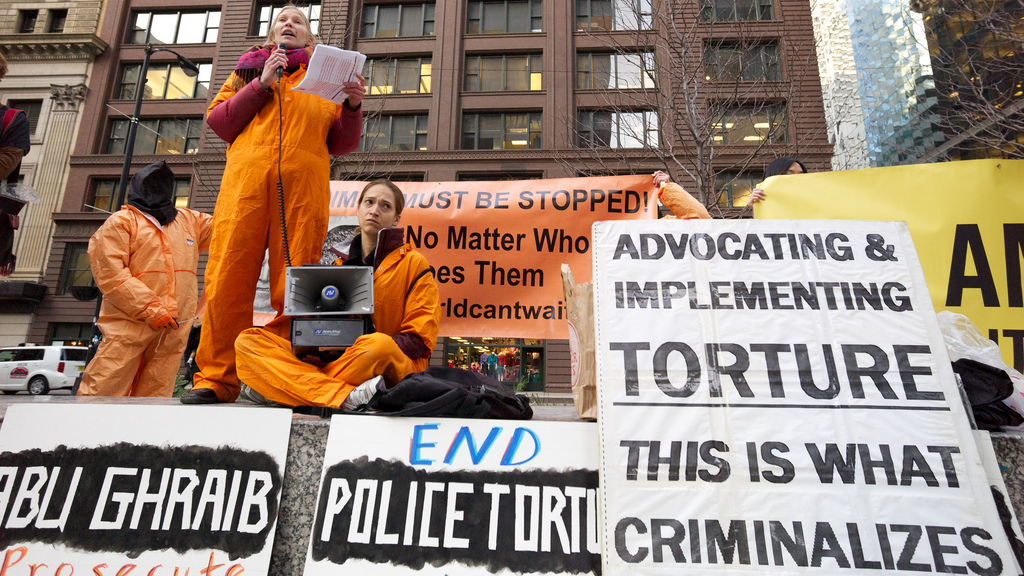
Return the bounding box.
[128,161,178,226]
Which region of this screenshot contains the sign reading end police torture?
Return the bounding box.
[304,417,600,576]
[592,220,1017,575]
[0,405,291,576]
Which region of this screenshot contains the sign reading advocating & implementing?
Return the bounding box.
[592,219,1016,574]
[304,416,600,575]
[0,405,292,576]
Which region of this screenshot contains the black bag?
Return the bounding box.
[294,367,533,419]
[369,366,533,419]
[952,358,1023,431]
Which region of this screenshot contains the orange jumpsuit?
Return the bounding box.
[235,241,441,407]
[659,182,711,219]
[80,206,212,397]
[194,67,361,402]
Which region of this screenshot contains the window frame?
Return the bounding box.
[88,179,120,213]
[576,0,654,32]
[466,0,543,34]
[117,62,213,100]
[360,114,430,152]
[49,323,93,347]
[46,9,68,33]
[363,57,433,95]
[715,170,763,207]
[701,0,775,21]
[577,109,660,148]
[6,99,44,137]
[462,112,543,150]
[106,117,204,155]
[17,9,38,33]
[464,54,543,92]
[60,244,94,296]
[254,1,321,37]
[712,104,788,145]
[705,41,781,82]
[128,10,221,45]
[361,3,436,38]
[577,52,656,90]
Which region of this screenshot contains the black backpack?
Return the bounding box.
[295,367,533,419]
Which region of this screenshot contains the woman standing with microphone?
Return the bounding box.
[183,4,365,404]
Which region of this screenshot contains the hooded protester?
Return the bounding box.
[78,161,213,397]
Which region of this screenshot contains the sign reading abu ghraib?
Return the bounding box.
[591,219,1017,575]
[305,417,600,575]
[0,405,292,576]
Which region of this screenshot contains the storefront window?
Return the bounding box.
[445,337,545,391]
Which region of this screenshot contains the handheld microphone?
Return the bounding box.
[276,42,287,79]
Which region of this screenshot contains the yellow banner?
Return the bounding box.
[329,177,658,339]
[755,159,1024,371]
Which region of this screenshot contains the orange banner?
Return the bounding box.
[329,176,658,338]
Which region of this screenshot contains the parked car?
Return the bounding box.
[0,346,88,395]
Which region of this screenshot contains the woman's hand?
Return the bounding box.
[747,188,766,205]
[343,73,366,110]
[259,46,288,90]
[652,170,670,188]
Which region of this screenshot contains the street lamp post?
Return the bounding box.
[76,45,202,380]
[113,44,200,210]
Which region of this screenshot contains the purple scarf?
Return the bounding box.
[233,44,312,83]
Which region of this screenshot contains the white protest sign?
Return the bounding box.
[592,219,1016,575]
[0,405,292,576]
[304,416,600,575]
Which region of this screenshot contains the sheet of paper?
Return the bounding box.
[293,44,365,104]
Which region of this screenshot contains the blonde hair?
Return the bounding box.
[263,4,319,47]
[0,54,7,81]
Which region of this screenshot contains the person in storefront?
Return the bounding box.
[79,161,212,397]
[652,170,712,219]
[233,179,442,408]
[182,4,365,404]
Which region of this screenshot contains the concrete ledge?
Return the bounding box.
[2,395,1022,575]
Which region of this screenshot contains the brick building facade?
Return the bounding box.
[23,0,831,393]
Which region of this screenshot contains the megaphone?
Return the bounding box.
[284,266,374,353]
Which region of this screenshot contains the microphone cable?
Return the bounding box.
[274,42,292,267]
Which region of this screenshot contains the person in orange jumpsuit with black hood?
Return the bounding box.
[183,4,365,404]
[79,161,212,397]
[234,179,441,408]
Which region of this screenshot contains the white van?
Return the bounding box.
[0,346,88,395]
